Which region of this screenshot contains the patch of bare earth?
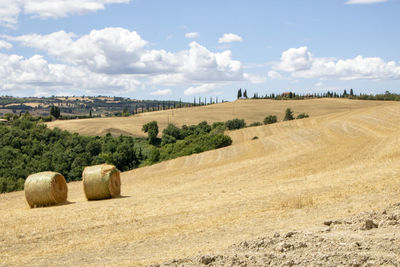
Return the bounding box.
[157,203,400,266]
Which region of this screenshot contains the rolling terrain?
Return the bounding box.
[46,98,386,137]
[2,99,400,266]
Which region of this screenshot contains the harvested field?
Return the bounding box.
[1,99,400,266]
[46,98,386,137]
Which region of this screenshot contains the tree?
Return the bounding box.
[50,106,60,119]
[243,90,248,99]
[350,88,354,96]
[225,118,246,130]
[343,89,347,97]
[263,115,278,125]
[142,121,159,145]
[237,89,242,99]
[283,108,294,121]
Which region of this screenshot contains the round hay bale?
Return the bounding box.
[24,172,68,208]
[83,164,121,200]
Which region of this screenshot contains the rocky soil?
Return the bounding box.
[151,203,400,266]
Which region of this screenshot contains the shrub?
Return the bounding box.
[263,115,278,125]
[283,108,294,121]
[225,118,246,130]
[297,113,309,119]
[249,122,262,127]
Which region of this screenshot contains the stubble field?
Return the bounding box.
[1,99,400,266]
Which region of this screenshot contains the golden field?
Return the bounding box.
[47,98,385,137]
[2,99,400,266]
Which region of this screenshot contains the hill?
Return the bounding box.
[1,99,400,266]
[46,98,386,137]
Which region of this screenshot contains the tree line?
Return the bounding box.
[237,89,400,101]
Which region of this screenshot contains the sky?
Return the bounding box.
[0,0,399,101]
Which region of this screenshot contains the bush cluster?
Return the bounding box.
[144,121,232,164]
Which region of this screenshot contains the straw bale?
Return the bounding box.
[24,172,68,208]
[83,164,121,200]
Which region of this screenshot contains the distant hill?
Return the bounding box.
[47,98,387,137]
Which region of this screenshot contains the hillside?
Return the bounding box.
[46,98,386,137]
[1,99,400,266]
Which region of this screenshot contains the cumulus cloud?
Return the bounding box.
[0,52,139,96]
[346,0,388,4]
[278,46,313,72]
[275,46,400,80]
[0,40,12,50]
[184,84,217,96]
[2,27,264,96]
[8,28,247,83]
[150,89,172,96]
[0,0,129,27]
[218,33,243,43]
[185,32,199,38]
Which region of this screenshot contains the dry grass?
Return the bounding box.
[46,98,386,137]
[1,99,400,266]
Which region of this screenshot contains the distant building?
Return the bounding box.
[281,92,291,97]
[0,119,8,123]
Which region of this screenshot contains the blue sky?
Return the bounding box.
[0,0,399,101]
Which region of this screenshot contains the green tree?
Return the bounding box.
[237,89,242,99]
[263,115,277,125]
[243,90,248,98]
[283,108,294,121]
[142,121,159,145]
[225,118,246,130]
[50,106,60,119]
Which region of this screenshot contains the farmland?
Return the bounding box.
[1,99,400,266]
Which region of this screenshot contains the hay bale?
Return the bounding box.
[82,164,121,200]
[24,172,68,208]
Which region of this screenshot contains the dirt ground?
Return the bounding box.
[156,203,400,266]
[1,99,400,266]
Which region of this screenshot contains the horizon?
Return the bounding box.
[0,0,399,101]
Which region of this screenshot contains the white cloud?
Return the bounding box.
[346,0,388,4]
[275,46,400,80]
[218,33,243,43]
[185,32,199,39]
[150,89,172,96]
[0,0,129,28]
[184,84,217,96]
[278,46,313,72]
[243,73,266,84]
[2,27,257,96]
[9,28,246,84]
[267,70,283,80]
[0,52,139,96]
[0,40,12,50]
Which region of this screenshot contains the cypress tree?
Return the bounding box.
[237,89,242,99]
